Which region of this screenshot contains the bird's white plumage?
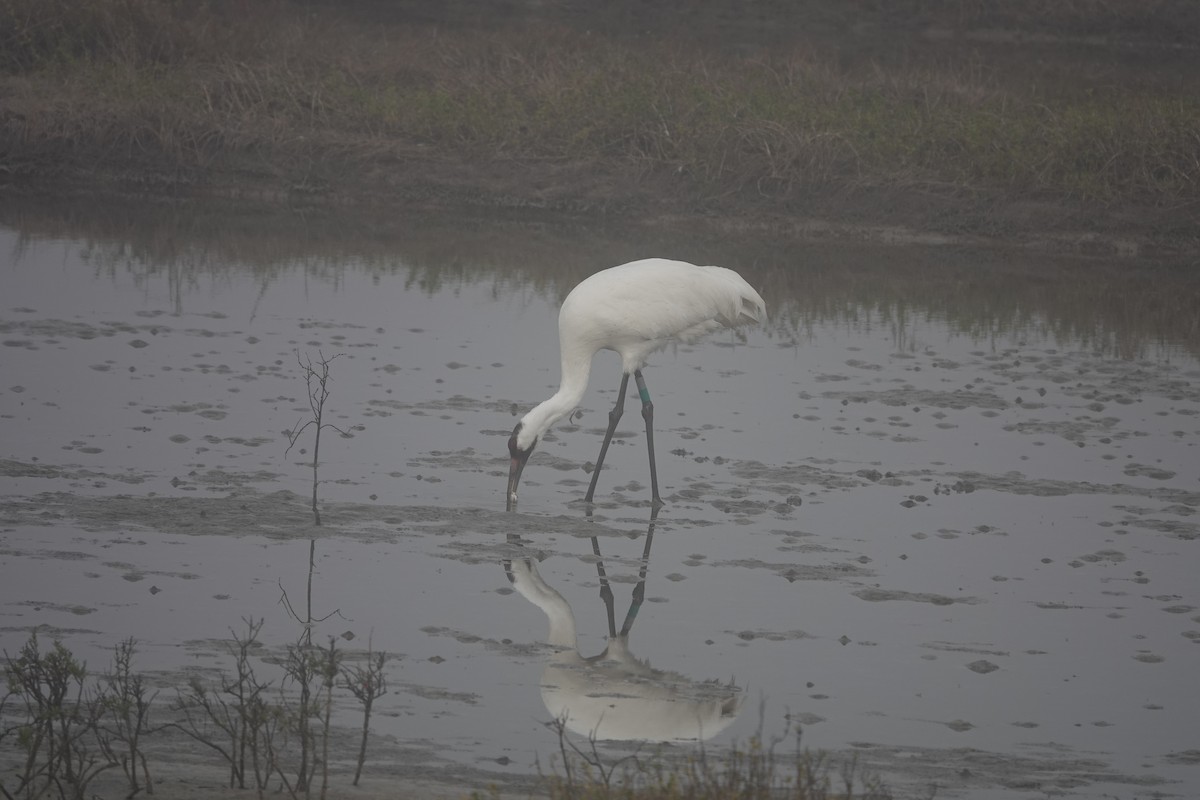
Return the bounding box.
[514,258,766,451]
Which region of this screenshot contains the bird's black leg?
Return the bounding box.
[634,370,663,507]
[585,372,629,503]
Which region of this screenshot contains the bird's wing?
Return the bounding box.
[559,259,766,352]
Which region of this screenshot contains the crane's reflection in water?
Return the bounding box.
[505,510,744,743]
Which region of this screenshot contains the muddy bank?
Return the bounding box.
[2,1,1198,257]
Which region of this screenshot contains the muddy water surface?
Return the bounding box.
[1,201,1198,799]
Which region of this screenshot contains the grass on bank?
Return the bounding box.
[527,717,894,800]
[0,0,1198,207]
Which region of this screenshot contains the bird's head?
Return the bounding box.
[506,421,537,510]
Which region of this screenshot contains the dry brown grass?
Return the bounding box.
[0,0,1197,210]
[528,716,891,800]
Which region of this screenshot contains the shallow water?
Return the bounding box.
[1,200,1198,798]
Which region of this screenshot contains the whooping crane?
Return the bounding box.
[506,258,766,509]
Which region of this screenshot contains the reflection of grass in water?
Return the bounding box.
[5,198,1195,362]
[761,250,1200,361]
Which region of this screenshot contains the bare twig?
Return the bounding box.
[285,350,350,526]
[342,644,389,786]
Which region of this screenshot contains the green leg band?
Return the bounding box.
[634,372,651,405]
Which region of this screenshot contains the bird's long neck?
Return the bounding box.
[518,344,593,446]
[511,561,578,649]
[538,589,578,650]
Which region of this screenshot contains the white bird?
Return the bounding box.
[507,258,767,508]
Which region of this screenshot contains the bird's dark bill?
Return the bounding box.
[506,455,526,510]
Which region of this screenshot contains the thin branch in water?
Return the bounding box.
[284,350,351,526]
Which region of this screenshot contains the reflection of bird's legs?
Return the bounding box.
[585,373,631,503]
[633,370,663,507]
[591,537,618,637]
[620,505,658,636]
[591,506,660,642]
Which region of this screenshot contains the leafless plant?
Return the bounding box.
[285,350,350,526]
[170,618,271,790]
[342,645,389,786]
[543,713,645,797]
[279,641,319,793]
[316,638,343,800]
[2,634,116,800]
[97,638,159,797]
